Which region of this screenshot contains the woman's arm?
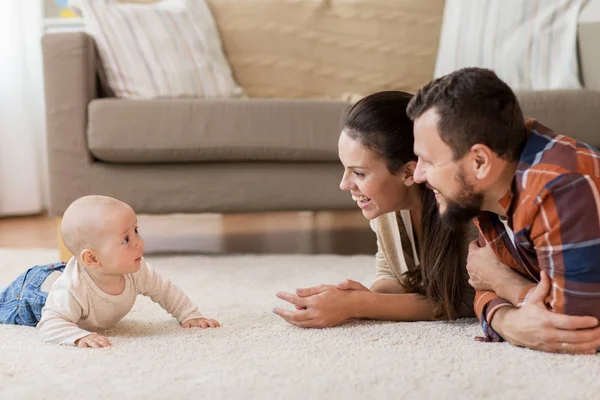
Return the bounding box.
[370,278,406,294]
[273,284,436,328]
[352,290,436,321]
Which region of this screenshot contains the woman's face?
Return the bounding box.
[338,129,411,220]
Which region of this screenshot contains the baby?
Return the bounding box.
[0,195,219,348]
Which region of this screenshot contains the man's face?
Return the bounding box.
[412,108,483,226]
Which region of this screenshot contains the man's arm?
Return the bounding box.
[473,290,512,342]
[467,239,536,307]
[490,271,600,354]
[488,174,600,353]
[530,174,600,318]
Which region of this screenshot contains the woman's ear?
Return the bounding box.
[403,160,417,186]
[80,249,100,269]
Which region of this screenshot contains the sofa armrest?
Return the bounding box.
[42,33,98,216]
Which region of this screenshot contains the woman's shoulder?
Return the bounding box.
[369,210,407,234]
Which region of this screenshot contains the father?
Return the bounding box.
[407,67,600,354]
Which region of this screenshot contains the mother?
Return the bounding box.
[273,91,479,327]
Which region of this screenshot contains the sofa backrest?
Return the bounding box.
[207,0,445,99]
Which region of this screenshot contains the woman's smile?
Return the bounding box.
[351,194,372,208]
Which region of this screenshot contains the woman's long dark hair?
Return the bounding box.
[344,91,465,320]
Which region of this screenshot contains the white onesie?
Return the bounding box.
[37,257,204,345]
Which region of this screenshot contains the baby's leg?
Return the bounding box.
[0,268,32,324]
[0,263,65,326]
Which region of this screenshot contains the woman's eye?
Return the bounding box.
[353,171,364,178]
[134,227,139,234]
[123,236,129,244]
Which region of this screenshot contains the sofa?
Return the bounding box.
[42,0,600,258]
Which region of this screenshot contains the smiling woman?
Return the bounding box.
[273,91,480,328]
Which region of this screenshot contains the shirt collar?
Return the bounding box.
[497,188,513,217]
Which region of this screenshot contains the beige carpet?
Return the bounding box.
[1,248,599,400]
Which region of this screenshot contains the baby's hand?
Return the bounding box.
[182,317,220,329]
[75,333,111,349]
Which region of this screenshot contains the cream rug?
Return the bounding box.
[1,248,599,399]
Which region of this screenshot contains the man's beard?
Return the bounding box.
[440,170,483,228]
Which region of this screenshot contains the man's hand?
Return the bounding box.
[182,318,220,328]
[467,239,534,305]
[273,284,360,328]
[492,271,600,354]
[467,239,509,291]
[75,333,111,349]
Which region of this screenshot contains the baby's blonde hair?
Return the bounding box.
[60,195,129,257]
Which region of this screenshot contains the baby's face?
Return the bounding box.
[95,205,144,275]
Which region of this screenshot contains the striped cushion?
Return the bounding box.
[78,0,244,99]
[434,0,586,90]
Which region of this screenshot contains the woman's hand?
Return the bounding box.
[273,284,363,328]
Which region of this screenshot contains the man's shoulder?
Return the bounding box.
[517,120,600,197]
[521,120,600,176]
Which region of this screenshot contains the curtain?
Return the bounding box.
[0,1,47,216]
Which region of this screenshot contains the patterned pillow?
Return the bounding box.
[77,0,244,99]
[434,0,586,90]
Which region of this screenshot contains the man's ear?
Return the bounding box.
[469,144,493,180]
[80,249,100,269]
[402,160,417,186]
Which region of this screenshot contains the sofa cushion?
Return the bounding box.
[77,0,244,99]
[516,90,600,149]
[207,0,445,99]
[87,99,352,163]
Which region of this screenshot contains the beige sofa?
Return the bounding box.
[42,1,600,254]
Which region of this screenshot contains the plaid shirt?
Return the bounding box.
[474,119,600,342]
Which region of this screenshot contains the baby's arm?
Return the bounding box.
[36,289,108,346]
[135,260,219,327]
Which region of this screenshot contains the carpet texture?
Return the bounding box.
[1,248,599,399]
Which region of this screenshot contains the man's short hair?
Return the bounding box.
[407,67,527,161]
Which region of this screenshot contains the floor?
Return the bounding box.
[3,248,598,399]
[0,211,376,255]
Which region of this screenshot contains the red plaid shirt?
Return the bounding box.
[474,119,600,341]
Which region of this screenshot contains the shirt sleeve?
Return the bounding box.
[530,173,600,318]
[474,290,513,342]
[472,231,512,342]
[36,287,90,345]
[135,260,204,324]
[369,218,396,281]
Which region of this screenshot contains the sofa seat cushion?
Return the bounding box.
[87,98,352,163]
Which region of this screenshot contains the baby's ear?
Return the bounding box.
[80,249,100,269]
[402,160,417,187]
